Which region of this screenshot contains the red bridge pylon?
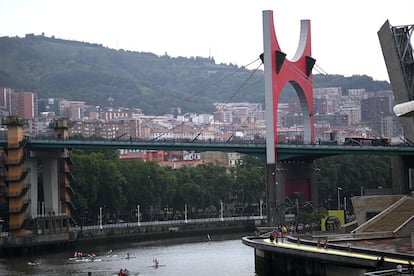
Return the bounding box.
[262,10,315,164]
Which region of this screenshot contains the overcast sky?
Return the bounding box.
[1,0,414,82]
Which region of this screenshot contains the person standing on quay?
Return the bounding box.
[396,263,402,275]
[408,260,413,273]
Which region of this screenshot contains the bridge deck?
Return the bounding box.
[2,139,414,161]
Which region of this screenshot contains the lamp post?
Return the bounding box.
[344,196,347,212]
[137,204,141,226]
[296,198,299,215]
[259,199,263,219]
[184,204,188,223]
[337,187,342,210]
[220,200,224,221]
[99,206,103,230]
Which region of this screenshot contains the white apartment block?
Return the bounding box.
[348,88,366,99]
[313,87,342,114]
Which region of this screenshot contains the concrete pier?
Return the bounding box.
[243,235,414,276]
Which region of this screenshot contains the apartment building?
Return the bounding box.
[0,89,39,119]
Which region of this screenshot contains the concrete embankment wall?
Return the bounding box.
[76,220,260,245]
[0,219,265,256]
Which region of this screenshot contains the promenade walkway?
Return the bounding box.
[242,234,414,275]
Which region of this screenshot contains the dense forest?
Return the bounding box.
[68,150,391,225]
[0,34,390,115]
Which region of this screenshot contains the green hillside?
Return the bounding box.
[0,34,390,115]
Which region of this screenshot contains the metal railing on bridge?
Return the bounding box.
[3,137,414,161]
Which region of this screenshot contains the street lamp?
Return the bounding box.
[184,204,188,223]
[220,200,224,221]
[259,199,263,219]
[137,204,141,226]
[343,196,347,212]
[99,207,103,230]
[337,187,342,210]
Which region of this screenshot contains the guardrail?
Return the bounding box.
[365,267,411,275]
[73,215,266,231]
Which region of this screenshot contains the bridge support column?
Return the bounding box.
[27,159,38,217]
[5,116,28,236]
[391,156,414,195]
[266,164,277,225]
[42,158,59,215]
[266,161,319,226]
[29,150,70,219]
[50,119,73,220]
[282,161,319,205]
[266,163,289,226]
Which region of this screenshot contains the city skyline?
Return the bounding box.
[0,85,399,144]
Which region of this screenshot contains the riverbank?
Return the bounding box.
[76,219,259,246]
[0,218,264,256]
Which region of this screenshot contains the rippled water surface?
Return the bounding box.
[0,235,256,275]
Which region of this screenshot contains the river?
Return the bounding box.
[0,234,256,275]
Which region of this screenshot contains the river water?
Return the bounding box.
[0,234,256,275]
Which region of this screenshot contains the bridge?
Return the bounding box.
[3,128,414,239]
[2,119,414,241]
[7,138,414,161]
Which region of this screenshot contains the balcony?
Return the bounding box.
[65,185,76,196]
[8,184,30,199]
[65,171,76,184]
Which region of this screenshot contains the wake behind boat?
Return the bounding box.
[27,261,40,266]
[75,257,102,262]
[69,252,102,262]
[150,258,166,268]
[105,254,118,258]
[149,264,166,268]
